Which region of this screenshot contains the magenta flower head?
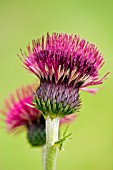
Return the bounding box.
[0,84,45,146]
[20,33,109,118]
[0,84,76,146]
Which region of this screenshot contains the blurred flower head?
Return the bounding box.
[20,33,109,118]
[0,84,76,146]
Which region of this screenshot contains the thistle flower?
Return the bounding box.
[20,33,109,118]
[0,84,76,146]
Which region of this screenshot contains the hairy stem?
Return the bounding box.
[45,116,60,170]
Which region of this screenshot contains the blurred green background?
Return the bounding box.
[0,0,113,170]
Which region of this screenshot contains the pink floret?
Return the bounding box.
[20,33,109,91]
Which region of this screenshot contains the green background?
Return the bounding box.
[0,0,113,170]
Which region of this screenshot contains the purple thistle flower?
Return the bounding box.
[0,84,76,146]
[1,84,40,131]
[19,33,109,117]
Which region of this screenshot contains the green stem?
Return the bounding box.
[45,116,60,170]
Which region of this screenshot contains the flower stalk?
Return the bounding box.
[45,116,60,170]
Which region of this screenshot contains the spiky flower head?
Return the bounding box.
[0,84,76,146]
[20,33,109,118]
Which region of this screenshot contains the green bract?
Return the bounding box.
[34,97,78,119]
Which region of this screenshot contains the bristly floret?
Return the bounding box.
[20,32,109,89]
